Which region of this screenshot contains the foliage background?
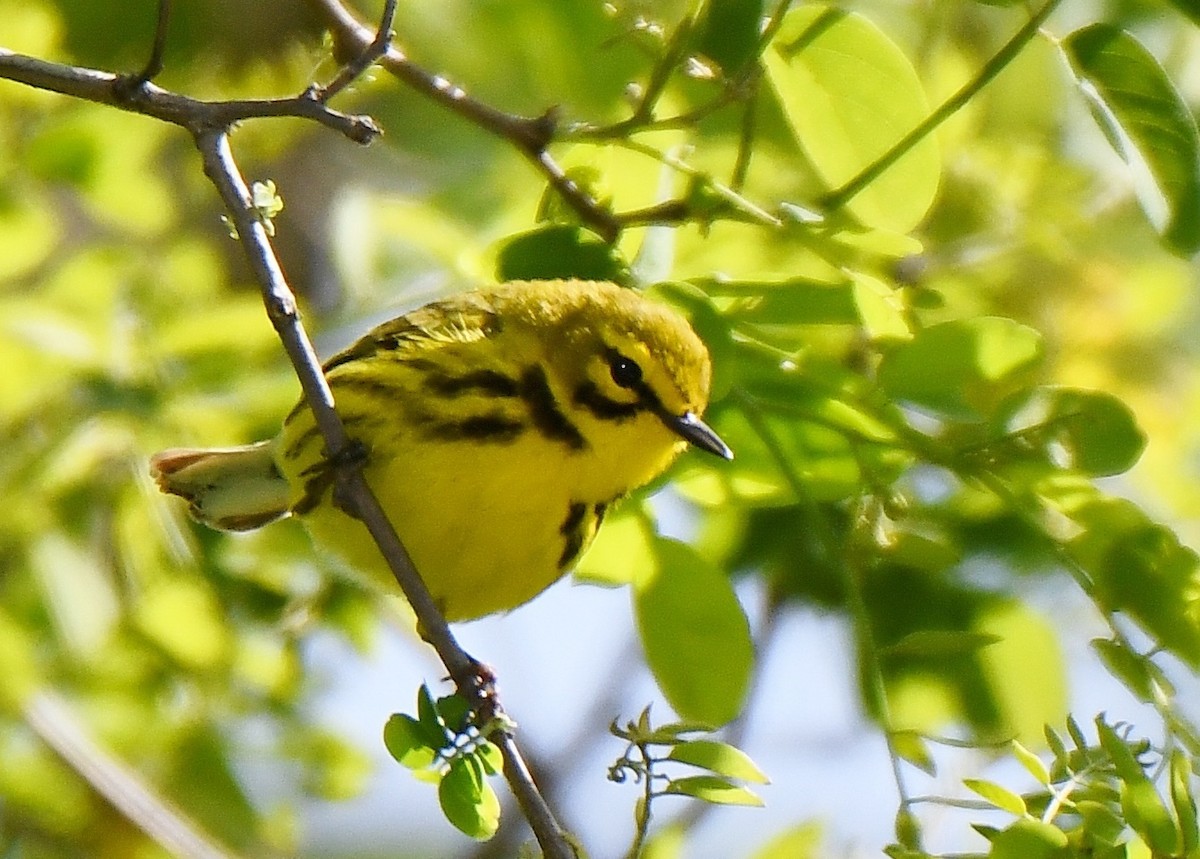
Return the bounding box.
[2,0,1200,857]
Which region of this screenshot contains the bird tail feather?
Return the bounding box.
[150,441,290,532]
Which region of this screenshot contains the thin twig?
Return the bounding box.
[0,41,576,859]
[24,691,244,859]
[194,129,574,859]
[0,49,381,143]
[128,0,172,86]
[308,0,621,242]
[310,0,398,103]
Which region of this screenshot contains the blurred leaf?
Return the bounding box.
[1122,780,1180,855]
[1065,24,1200,255]
[664,775,764,806]
[574,508,657,587]
[883,630,1001,659]
[695,0,764,74]
[634,538,752,726]
[763,5,940,232]
[891,730,936,776]
[851,271,910,342]
[134,578,231,670]
[1171,750,1198,853]
[438,757,500,841]
[988,818,1068,859]
[1062,496,1200,668]
[1011,741,1051,787]
[997,387,1146,477]
[878,317,1043,421]
[964,778,1026,815]
[494,224,630,283]
[383,714,440,770]
[666,740,769,783]
[1091,638,1155,703]
[1075,800,1126,846]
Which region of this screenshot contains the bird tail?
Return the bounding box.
[150,441,291,532]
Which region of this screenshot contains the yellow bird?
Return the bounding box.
[151,280,731,621]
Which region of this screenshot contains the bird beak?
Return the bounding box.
[667,411,733,460]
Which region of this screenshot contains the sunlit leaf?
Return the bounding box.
[1065,24,1200,255]
[667,740,769,783]
[438,758,500,841]
[878,317,1043,421]
[883,630,1001,659]
[963,778,1026,816]
[988,818,1068,859]
[664,775,763,806]
[763,5,940,232]
[891,730,935,776]
[383,714,440,770]
[1010,741,1051,787]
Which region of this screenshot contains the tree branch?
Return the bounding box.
[0,49,381,143]
[0,26,576,859]
[308,0,621,243]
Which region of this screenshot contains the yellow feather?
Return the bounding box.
[152,279,730,622]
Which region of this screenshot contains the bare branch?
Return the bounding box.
[309,0,621,243]
[0,49,381,144]
[25,691,243,859]
[194,126,575,859]
[0,41,575,859]
[126,0,172,87]
[310,0,398,103]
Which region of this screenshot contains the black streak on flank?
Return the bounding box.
[558,501,589,569]
[520,366,587,450]
[425,369,521,399]
[423,413,525,443]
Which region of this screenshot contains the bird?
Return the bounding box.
[151,279,731,622]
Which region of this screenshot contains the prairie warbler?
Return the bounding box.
[151,279,731,621]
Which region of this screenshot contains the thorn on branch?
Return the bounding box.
[115,0,172,98]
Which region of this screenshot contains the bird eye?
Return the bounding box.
[607,351,643,389]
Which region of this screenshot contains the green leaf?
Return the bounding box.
[574,508,657,587]
[1065,498,1200,668]
[882,630,1002,659]
[706,275,859,326]
[133,578,230,670]
[878,317,1043,421]
[664,775,764,806]
[1165,0,1200,26]
[1011,741,1051,787]
[851,271,910,342]
[383,714,440,770]
[751,822,823,859]
[494,224,630,283]
[1170,750,1198,853]
[1091,638,1155,703]
[634,539,753,726]
[1122,780,1180,855]
[666,740,769,784]
[963,778,1027,816]
[998,388,1146,477]
[988,818,1068,859]
[891,730,936,776]
[1075,800,1126,846]
[695,0,764,74]
[763,5,940,232]
[1095,718,1146,785]
[1064,24,1200,255]
[439,758,500,841]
